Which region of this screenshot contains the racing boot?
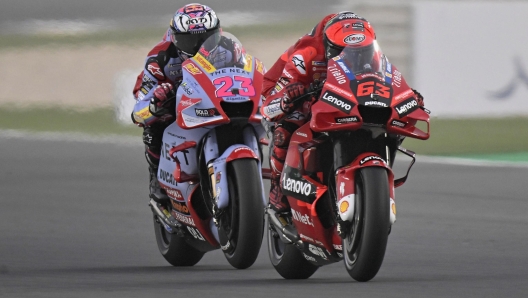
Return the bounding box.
[268,123,294,213]
[148,165,170,204]
[269,176,290,213]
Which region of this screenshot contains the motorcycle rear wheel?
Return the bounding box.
[220,159,265,269]
[343,167,390,281]
[267,218,319,279]
[153,215,204,266]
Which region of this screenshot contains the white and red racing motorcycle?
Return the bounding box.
[150,32,267,269]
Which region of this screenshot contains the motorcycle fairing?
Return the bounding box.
[158,122,208,191]
[158,121,264,246]
[280,124,334,255]
[310,55,430,140]
[176,55,264,130]
[209,143,259,210]
[202,125,264,209]
[284,183,344,266]
[335,152,396,223]
[158,123,218,243]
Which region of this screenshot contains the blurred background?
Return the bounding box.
[1,0,527,159]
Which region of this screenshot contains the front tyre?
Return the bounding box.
[221,159,265,269]
[153,215,204,266]
[267,217,319,279]
[343,167,390,282]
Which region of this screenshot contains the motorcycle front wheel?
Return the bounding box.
[220,158,265,269]
[267,216,319,279]
[343,167,390,281]
[153,214,204,266]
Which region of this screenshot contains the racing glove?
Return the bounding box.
[281,83,307,113]
[149,82,176,117]
[412,88,424,106]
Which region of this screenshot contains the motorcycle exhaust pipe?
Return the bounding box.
[149,199,184,236]
[267,208,302,247]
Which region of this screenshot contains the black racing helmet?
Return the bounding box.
[169,3,221,57]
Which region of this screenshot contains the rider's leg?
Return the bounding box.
[143,124,170,204]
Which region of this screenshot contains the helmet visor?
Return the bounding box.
[170,27,221,57]
[342,42,377,75]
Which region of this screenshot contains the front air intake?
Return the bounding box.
[220,101,254,119]
[358,106,392,125]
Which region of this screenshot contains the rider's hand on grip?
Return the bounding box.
[281,83,306,113]
[150,83,176,117]
[412,88,424,106]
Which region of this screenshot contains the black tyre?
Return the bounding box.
[153,215,204,266]
[267,218,319,279]
[343,167,390,281]
[221,159,265,269]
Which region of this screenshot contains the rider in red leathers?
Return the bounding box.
[131,3,242,204]
[261,11,424,213]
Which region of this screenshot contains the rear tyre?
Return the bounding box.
[153,215,204,266]
[221,159,265,269]
[267,218,319,279]
[343,167,390,281]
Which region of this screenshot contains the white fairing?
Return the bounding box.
[390,197,396,225]
[337,194,355,222]
[157,122,208,196]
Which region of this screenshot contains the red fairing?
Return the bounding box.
[226,146,259,162]
[336,152,396,200]
[186,187,220,248]
[310,57,362,132]
[287,192,336,253]
[248,65,265,124]
[284,124,314,170]
[310,56,430,140]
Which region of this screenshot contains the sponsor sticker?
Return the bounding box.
[328,64,348,84]
[292,55,306,75]
[194,53,216,73]
[255,58,264,74]
[335,116,359,123]
[320,91,355,114]
[359,155,386,165]
[195,108,218,117]
[391,119,406,128]
[184,63,202,75]
[394,97,419,118]
[292,209,314,227]
[147,62,165,80]
[344,34,366,45]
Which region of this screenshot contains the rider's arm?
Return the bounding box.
[260,48,315,122]
[131,41,174,126]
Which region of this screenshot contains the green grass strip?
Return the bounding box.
[403,117,528,156]
[0,106,141,137]
[2,106,528,157]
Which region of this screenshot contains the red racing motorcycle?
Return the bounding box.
[266,40,430,281]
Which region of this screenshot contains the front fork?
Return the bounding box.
[334,148,415,237]
[201,126,265,245]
